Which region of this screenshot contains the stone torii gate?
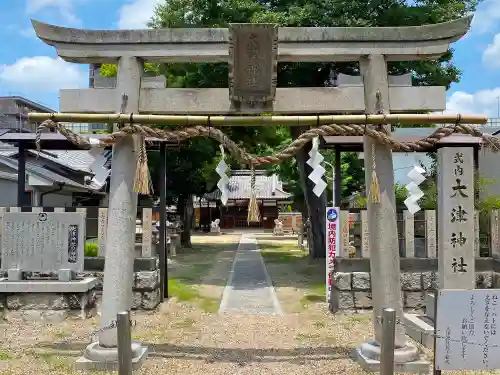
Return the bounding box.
[32,16,472,371]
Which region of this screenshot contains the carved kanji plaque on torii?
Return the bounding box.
[228,23,278,105]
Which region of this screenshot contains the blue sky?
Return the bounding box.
[0,0,499,116]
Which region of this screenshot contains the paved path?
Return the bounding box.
[218,234,282,315]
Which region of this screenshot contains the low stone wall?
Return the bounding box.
[79,256,161,311]
[78,270,160,310]
[0,291,96,322]
[333,257,500,310]
[335,270,495,310]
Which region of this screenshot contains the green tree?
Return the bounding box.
[105,0,479,255]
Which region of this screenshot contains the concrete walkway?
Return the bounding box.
[218,234,282,315]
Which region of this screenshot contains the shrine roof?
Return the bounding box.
[0,132,176,150]
[205,170,291,201]
[321,134,483,152]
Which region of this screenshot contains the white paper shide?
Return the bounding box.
[404,164,425,215]
[307,137,327,197]
[216,145,230,205]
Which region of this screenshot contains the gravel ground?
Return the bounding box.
[0,233,494,374]
[0,302,376,375]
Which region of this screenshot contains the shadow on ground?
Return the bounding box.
[253,236,298,241]
[34,342,353,363]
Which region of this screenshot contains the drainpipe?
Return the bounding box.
[39,183,64,207]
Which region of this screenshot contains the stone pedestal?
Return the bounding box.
[355,340,430,373]
[210,228,221,235]
[76,342,148,371]
[0,277,99,323]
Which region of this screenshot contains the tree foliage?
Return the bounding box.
[101,0,480,250]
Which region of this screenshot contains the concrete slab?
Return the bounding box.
[404,313,435,349]
[0,277,99,293]
[355,347,431,373]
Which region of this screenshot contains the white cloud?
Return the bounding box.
[26,0,80,25]
[483,34,500,68]
[0,56,87,93]
[445,88,500,117]
[471,0,500,34]
[118,0,163,29]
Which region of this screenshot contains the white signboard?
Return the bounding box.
[435,289,500,370]
[325,207,339,302]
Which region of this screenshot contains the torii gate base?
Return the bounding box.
[355,342,430,373]
[77,342,148,371]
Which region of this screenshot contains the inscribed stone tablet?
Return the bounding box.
[228,23,278,103]
[1,212,85,273]
[98,208,107,256]
[435,289,500,370]
[361,210,370,258]
[425,210,437,258]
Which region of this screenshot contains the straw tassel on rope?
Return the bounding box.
[247,165,261,223]
[369,142,380,203]
[368,91,384,204]
[133,135,151,194]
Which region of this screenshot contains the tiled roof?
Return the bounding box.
[0,154,97,191]
[0,141,110,174]
[28,150,99,173]
[204,170,291,201]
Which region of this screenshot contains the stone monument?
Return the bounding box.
[273,219,284,236]
[0,211,98,321]
[32,15,472,371]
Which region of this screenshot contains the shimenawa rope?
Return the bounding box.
[35,119,500,165]
[35,118,500,199]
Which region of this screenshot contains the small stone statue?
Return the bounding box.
[210,218,221,234]
[348,241,356,258]
[273,219,284,236]
[304,218,311,239]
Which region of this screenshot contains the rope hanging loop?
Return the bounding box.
[35,119,500,165]
[247,163,261,223]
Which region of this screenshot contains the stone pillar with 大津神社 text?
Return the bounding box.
[438,147,475,289]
